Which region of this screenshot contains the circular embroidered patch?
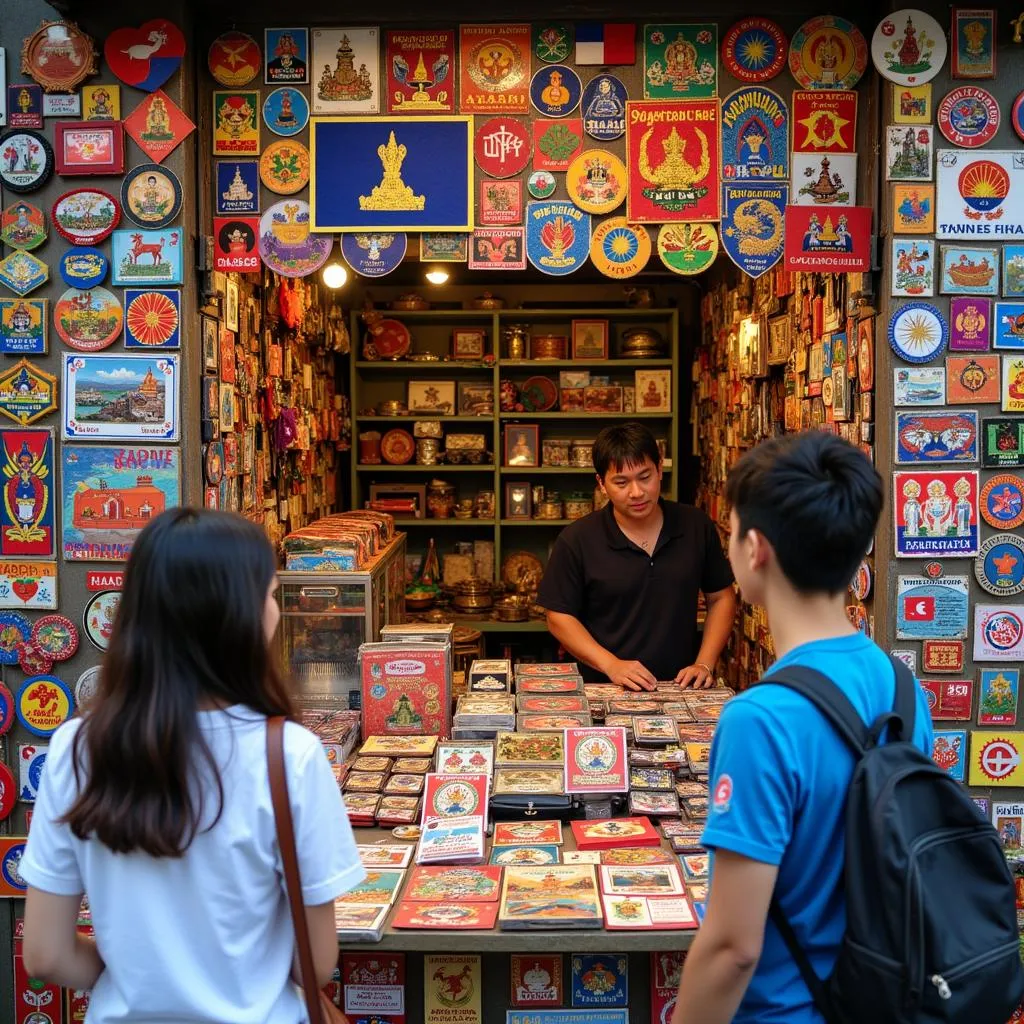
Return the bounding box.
[590,218,651,280]
[981,474,1024,530]
[976,534,1024,597]
[721,18,787,83]
[31,614,79,661]
[888,302,948,363]
[938,87,1000,148]
[18,641,53,677]
[0,612,31,664]
[121,163,182,229]
[16,674,74,737]
[0,762,15,821]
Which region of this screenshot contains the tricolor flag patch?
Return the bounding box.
[575,23,637,66]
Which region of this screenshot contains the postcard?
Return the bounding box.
[492,768,565,796]
[490,845,560,866]
[571,817,660,850]
[564,727,627,794]
[498,865,603,930]
[359,735,438,757]
[436,742,494,776]
[416,815,485,864]
[600,864,684,897]
[422,773,489,821]
[602,894,698,930]
[495,731,564,767]
[679,853,710,881]
[391,900,498,929]
[357,844,414,869]
[493,820,563,847]
[405,865,502,902]
[334,868,405,906]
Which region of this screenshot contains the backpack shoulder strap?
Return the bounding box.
[759,665,868,756]
[888,654,918,743]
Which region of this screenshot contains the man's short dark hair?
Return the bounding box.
[725,431,882,595]
[593,422,662,478]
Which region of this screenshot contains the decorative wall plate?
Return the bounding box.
[31,614,78,661]
[51,189,120,245]
[104,20,186,91]
[0,252,48,297]
[54,287,123,351]
[788,16,867,90]
[84,591,119,650]
[888,301,948,363]
[372,319,411,359]
[1,203,46,251]
[937,87,1000,148]
[590,217,651,279]
[259,200,332,277]
[21,21,98,92]
[871,10,946,86]
[381,429,415,465]
[59,248,108,288]
[0,130,54,193]
[259,139,310,194]
[720,18,787,83]
[209,32,261,87]
[262,87,309,137]
[121,164,182,229]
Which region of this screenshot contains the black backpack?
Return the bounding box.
[762,657,1024,1024]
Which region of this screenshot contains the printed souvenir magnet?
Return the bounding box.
[51,189,121,246]
[888,302,948,363]
[526,200,591,276]
[0,358,58,426]
[0,129,53,193]
[121,89,196,164]
[474,117,532,178]
[104,20,186,91]
[17,674,73,738]
[0,611,32,664]
[259,139,310,195]
[721,18,787,83]
[259,199,331,277]
[937,87,1000,148]
[31,614,79,661]
[265,28,309,85]
[84,591,119,650]
[1,202,46,251]
[0,682,13,736]
[535,24,572,63]
[209,32,261,87]
[54,287,123,352]
[19,743,46,802]
[21,20,98,92]
[121,163,182,229]
[59,247,109,288]
[0,251,48,297]
[6,84,43,129]
[871,10,947,86]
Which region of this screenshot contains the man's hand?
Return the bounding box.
[605,657,657,691]
[676,663,714,689]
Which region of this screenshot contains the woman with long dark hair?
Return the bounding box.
[20,508,364,1022]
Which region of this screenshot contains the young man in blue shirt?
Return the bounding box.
[672,431,933,1024]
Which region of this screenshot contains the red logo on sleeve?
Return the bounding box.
[713,774,733,813]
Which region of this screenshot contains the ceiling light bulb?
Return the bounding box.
[322,262,348,289]
[425,268,449,285]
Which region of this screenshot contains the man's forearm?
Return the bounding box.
[695,592,737,671]
[545,611,614,674]
[671,930,758,1024]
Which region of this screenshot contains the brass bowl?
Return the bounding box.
[391,293,430,310]
[468,291,505,310]
[405,593,436,611]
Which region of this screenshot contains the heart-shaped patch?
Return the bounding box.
[104,20,186,92]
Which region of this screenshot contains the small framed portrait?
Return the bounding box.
[767,316,791,365]
[225,279,239,332]
[571,319,609,360]
[202,316,219,373]
[505,481,532,519]
[634,370,671,413]
[458,381,494,416]
[504,423,539,467]
[408,380,456,414]
[452,328,486,361]
[53,121,125,175]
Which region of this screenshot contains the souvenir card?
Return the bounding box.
[376,796,422,825]
[949,297,991,351]
[936,151,1024,240]
[343,793,381,821]
[416,814,485,864]
[983,418,1024,468]
[607,699,662,715]
[517,677,583,694]
[1004,356,1024,414]
[459,25,531,114]
[922,640,964,674]
[420,233,469,262]
[974,605,1024,662]
[490,844,560,866]
[385,773,425,795]
[571,817,661,851]
[493,819,563,847]
[406,865,502,902]
[1004,247,1024,298]
[386,30,455,114]
[886,124,933,182]
[674,780,708,799]
[940,246,999,296]
[392,759,433,776]
[993,803,1024,854]
[422,773,489,822]
[310,28,379,114]
[894,83,932,124]
[361,645,451,738]
[111,229,182,287]
[602,894,698,930]
[564,727,627,794]
[571,953,629,1007]
[495,731,564,767]
[344,772,386,793]
[265,29,308,85]
[894,411,978,465]
[996,303,1024,351]
[392,900,498,929]
[946,355,998,405]
[629,767,675,791]
[357,843,415,868]
[790,153,856,206]
[894,367,946,407]
[951,9,996,79]
[893,470,979,558]
[892,238,934,298]
[971,732,1024,787]
[679,853,710,881]
[352,756,392,774]
[632,715,681,746]
[516,662,581,678]
[599,848,676,867]
[333,902,389,940]
[563,851,602,865]
[340,952,404,1020]
[360,735,438,757]
[492,768,564,796]
[892,184,934,234]
[498,865,602,929]
[683,795,709,821]
[920,679,974,721]
[436,742,492,776]
[510,953,563,1008]
[978,668,1020,726]
[629,790,681,817]
[334,868,405,907]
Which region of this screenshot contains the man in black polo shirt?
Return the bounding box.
[538,422,737,690]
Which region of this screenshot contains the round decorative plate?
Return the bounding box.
[850,560,872,601]
[32,614,79,661]
[522,376,558,411]
[1013,92,1024,144]
[74,665,102,709]
[208,31,260,87]
[52,189,120,245]
[502,550,544,587]
[657,222,718,276]
[103,19,186,92]
[340,232,407,278]
[263,87,309,138]
[474,117,531,179]
[581,74,627,141]
[258,200,332,278]
[0,612,31,664]
[565,150,626,215]
[121,163,182,229]
[0,130,54,193]
[888,301,948,363]
[54,286,123,351]
[976,534,1024,597]
[590,217,651,279]
[527,170,556,199]
[373,319,411,360]
[18,641,53,676]
[937,87,1000,148]
[788,16,868,90]
[0,682,13,736]
[84,591,120,651]
[59,247,109,287]
[530,64,582,118]
[259,140,310,195]
[871,10,946,86]
[21,20,98,91]
[392,825,421,840]
[721,18,788,82]
[17,675,74,738]
[1,202,46,251]
[980,474,1024,530]
[380,429,415,465]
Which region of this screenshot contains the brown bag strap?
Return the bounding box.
[267,715,325,1024]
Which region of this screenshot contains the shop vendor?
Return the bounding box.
[538,422,737,691]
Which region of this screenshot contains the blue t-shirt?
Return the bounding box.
[701,633,934,1024]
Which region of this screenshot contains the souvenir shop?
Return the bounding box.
[3,0,1024,1020]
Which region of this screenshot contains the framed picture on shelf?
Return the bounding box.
[505,481,532,519]
[225,280,239,332]
[561,387,585,411]
[571,319,609,360]
[583,386,624,413]
[452,329,486,361]
[458,381,494,415]
[634,370,671,413]
[409,380,456,414]
[504,424,539,467]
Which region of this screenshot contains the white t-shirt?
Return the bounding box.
[20,706,366,1024]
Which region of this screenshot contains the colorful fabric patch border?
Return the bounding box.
[6,84,43,129]
[973,605,1024,661]
[888,302,948,363]
[264,28,309,85]
[532,119,583,172]
[0,299,47,356]
[526,201,590,276]
[17,675,72,738]
[536,24,573,64]
[571,954,629,1008]
[479,180,522,225]
[922,639,964,673]
[1,202,46,251]
[0,428,55,558]
[657,222,718,276]
[720,87,788,181]
[385,30,455,114]
[981,474,1024,529]
[590,218,651,280]
[259,200,332,278]
[122,90,195,164]
[262,87,309,138]
[582,75,627,141]
[458,24,531,114]
[215,162,260,215]
[212,91,260,156]
[0,358,57,427]
[721,183,785,279]
[0,252,48,298]
[468,228,526,270]
[788,15,868,90]
[123,291,181,349]
[893,468,979,558]
[975,533,1024,596]
[720,18,787,83]
[920,679,973,721]
[937,87,1000,148]
[895,574,969,639]
[643,24,717,100]
[784,205,871,273]
[59,248,108,289]
[791,91,857,153]
[935,151,1024,239]
[530,65,582,119]
[213,217,260,273]
[120,163,182,230]
[894,409,978,464]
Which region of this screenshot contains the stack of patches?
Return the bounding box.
[282,509,393,571]
[452,694,516,738]
[597,852,698,931]
[342,734,438,827]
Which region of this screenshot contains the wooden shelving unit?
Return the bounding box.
[350,307,680,629]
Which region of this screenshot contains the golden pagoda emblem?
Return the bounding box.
[639,127,710,189]
[392,50,450,110]
[359,131,425,211]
